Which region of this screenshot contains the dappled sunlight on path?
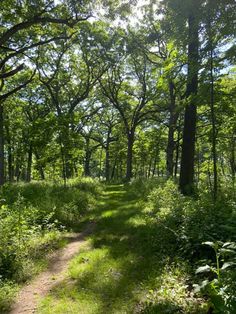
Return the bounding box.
[37,185,207,314]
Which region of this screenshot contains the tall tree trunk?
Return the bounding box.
[8,145,14,182]
[179,13,199,195]
[64,151,73,178]
[105,146,110,181]
[148,158,152,178]
[59,136,67,187]
[166,80,178,177]
[84,138,91,176]
[99,147,103,179]
[15,158,21,182]
[125,130,134,181]
[105,130,111,182]
[35,151,45,180]
[152,154,157,177]
[26,144,33,182]
[111,156,117,180]
[208,17,218,201]
[0,104,4,185]
[230,136,236,188]
[5,116,14,182]
[174,119,181,178]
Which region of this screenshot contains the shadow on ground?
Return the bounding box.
[38,185,206,314]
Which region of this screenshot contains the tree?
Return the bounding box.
[100,36,160,180]
[0,0,91,185]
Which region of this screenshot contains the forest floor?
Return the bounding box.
[9,184,206,314]
[9,224,96,314]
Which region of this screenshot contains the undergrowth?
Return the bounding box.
[38,184,207,314]
[0,177,102,313]
[131,178,236,313]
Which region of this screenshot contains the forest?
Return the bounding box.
[0,0,235,313]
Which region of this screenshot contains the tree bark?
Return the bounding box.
[179,13,199,195]
[125,130,135,181]
[0,104,5,185]
[8,145,14,182]
[166,80,178,177]
[174,119,181,178]
[230,136,236,188]
[35,151,45,180]
[111,156,117,180]
[84,138,91,176]
[208,15,218,201]
[105,146,110,181]
[15,159,21,182]
[26,143,33,182]
[5,122,14,182]
[105,129,112,182]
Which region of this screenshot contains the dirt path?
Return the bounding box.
[10,222,95,314]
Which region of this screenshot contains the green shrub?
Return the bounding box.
[128,177,167,199]
[195,241,236,313]
[0,280,18,313]
[144,179,236,312]
[0,178,103,312]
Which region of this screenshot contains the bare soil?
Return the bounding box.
[9,222,95,314]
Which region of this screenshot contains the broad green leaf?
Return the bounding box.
[195,265,212,274]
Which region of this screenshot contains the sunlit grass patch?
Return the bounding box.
[39,246,138,313]
[137,263,207,314]
[38,184,208,314]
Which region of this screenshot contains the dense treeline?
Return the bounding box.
[1,1,235,194]
[0,0,236,312]
[0,0,235,196]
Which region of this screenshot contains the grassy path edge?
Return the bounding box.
[9,222,96,314]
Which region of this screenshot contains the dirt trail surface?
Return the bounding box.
[10,222,95,314]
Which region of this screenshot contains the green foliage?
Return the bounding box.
[128,177,167,199]
[38,185,206,314]
[141,179,236,312]
[0,280,18,313]
[0,178,102,312]
[194,241,236,314]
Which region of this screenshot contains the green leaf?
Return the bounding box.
[202,241,215,247]
[219,248,236,255]
[195,265,212,274]
[221,261,236,270]
[222,242,236,249]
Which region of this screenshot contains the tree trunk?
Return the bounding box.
[230,136,236,188]
[111,156,117,180]
[148,158,152,178]
[105,130,111,182]
[179,13,199,195]
[5,117,14,182]
[59,136,67,187]
[99,147,103,179]
[15,159,21,182]
[35,151,45,180]
[26,144,33,182]
[84,139,91,176]
[152,154,157,177]
[0,104,4,185]
[7,143,14,182]
[64,151,73,178]
[166,80,178,177]
[105,146,110,181]
[125,130,134,181]
[208,17,218,201]
[174,120,181,178]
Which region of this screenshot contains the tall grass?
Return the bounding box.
[129,178,236,313]
[0,177,102,313]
